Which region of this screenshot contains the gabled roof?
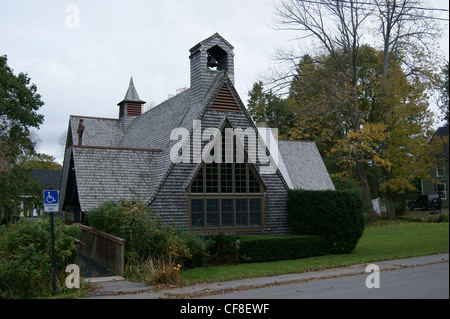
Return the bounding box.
[121,72,234,204]
[189,32,234,54]
[31,169,62,190]
[71,146,161,211]
[277,140,335,190]
[69,115,123,147]
[63,71,235,210]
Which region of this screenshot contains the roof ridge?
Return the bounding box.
[72,145,162,152]
[70,115,120,121]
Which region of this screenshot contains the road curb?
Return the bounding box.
[85,253,449,299]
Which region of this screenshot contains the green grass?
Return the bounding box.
[181,220,449,284]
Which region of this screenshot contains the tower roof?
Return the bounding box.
[118,77,146,105]
[189,32,234,53]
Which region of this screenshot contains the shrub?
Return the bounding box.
[87,200,190,264]
[176,228,211,268]
[126,253,183,286]
[287,189,365,254]
[141,256,183,286]
[206,233,242,265]
[0,218,80,298]
[238,235,331,263]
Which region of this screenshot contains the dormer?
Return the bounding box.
[118,77,146,130]
[189,33,235,101]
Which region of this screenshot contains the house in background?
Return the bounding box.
[422,126,449,207]
[17,169,62,218]
[59,33,334,235]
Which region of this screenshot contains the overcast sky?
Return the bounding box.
[1,0,448,164]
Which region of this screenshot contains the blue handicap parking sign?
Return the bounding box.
[44,190,59,212]
[44,190,59,204]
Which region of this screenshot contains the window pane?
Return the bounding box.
[235,163,246,193]
[437,162,445,177]
[206,163,218,193]
[222,129,233,164]
[221,199,234,227]
[191,199,204,228]
[191,166,204,193]
[221,163,233,193]
[235,199,248,226]
[249,198,262,226]
[248,168,260,193]
[206,199,220,228]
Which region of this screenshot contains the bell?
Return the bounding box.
[207,55,218,68]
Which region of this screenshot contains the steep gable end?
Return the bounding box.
[210,84,240,113]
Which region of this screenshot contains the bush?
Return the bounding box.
[176,228,211,268]
[206,233,242,265]
[140,256,183,286]
[287,189,365,254]
[239,235,331,263]
[0,218,80,298]
[87,200,190,264]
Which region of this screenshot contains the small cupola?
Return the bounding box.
[189,33,234,100]
[118,77,146,130]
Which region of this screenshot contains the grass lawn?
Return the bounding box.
[181,220,449,284]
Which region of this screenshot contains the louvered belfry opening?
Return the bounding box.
[125,102,142,116]
[211,84,240,113]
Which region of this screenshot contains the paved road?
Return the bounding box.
[199,262,449,299]
[86,253,449,299]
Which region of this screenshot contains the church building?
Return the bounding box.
[60,33,334,235]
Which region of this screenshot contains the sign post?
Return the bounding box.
[44,190,59,295]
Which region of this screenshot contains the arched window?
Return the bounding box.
[188,129,265,231]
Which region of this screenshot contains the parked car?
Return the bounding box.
[408,194,442,211]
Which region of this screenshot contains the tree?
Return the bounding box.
[247,81,293,135]
[286,45,438,217]
[22,153,62,170]
[0,55,44,224]
[273,0,375,210]
[371,0,441,217]
[271,0,444,215]
[374,0,440,93]
[436,61,449,126]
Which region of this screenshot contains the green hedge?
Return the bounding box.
[287,189,365,254]
[238,235,331,263]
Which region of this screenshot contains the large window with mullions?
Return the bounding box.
[188,130,265,230]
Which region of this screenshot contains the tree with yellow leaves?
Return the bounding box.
[283,46,439,217]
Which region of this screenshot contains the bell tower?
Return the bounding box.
[118,77,146,130]
[189,33,234,102]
